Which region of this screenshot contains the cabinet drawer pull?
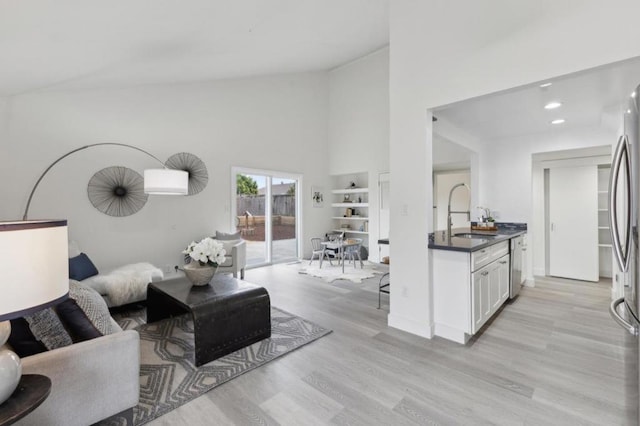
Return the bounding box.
[499,261,507,264]
[481,271,489,276]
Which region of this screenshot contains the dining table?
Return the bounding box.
[320,239,360,273]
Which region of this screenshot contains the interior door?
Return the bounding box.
[549,165,599,281]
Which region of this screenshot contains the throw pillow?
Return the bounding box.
[56,280,119,342]
[7,318,48,357]
[68,253,99,281]
[215,230,241,240]
[24,307,73,351]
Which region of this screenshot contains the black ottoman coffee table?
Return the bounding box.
[147,274,271,366]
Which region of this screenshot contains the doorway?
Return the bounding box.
[532,147,612,283]
[232,167,302,267]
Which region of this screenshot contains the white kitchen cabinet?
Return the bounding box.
[497,255,510,303]
[433,239,512,343]
[471,263,490,334]
[470,253,510,334]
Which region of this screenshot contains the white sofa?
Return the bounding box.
[82,263,164,307]
[19,330,140,426]
[68,241,163,307]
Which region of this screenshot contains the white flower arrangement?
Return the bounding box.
[182,237,226,267]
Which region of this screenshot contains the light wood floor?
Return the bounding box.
[148,265,637,425]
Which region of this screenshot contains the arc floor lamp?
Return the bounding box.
[22,142,189,220]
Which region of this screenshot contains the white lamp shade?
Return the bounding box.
[144,169,188,195]
[0,220,69,321]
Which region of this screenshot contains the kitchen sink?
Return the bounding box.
[454,233,499,239]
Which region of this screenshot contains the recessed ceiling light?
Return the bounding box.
[551,119,565,124]
[540,82,553,88]
[632,92,637,98]
[544,101,562,109]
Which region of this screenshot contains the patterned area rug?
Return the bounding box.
[111,306,331,425]
[296,260,383,283]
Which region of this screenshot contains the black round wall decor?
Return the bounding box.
[165,152,208,196]
[87,166,148,217]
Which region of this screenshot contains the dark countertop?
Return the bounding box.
[429,227,526,253]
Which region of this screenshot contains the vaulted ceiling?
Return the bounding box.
[0,0,389,96]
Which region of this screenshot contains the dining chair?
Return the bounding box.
[310,237,334,266]
[342,238,363,268]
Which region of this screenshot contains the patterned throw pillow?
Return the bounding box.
[24,308,73,350]
[56,280,119,342]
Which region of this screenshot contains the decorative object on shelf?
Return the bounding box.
[182,237,227,286]
[311,186,324,208]
[348,181,357,189]
[22,143,188,220]
[87,166,148,217]
[0,220,69,405]
[343,194,352,203]
[165,152,208,196]
[358,196,362,203]
[346,208,352,217]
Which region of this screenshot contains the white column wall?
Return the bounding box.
[389,0,640,337]
[328,48,390,262]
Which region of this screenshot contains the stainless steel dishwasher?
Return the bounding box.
[510,235,524,298]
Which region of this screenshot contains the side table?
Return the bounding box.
[0,375,51,426]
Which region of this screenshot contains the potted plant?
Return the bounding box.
[182,237,227,286]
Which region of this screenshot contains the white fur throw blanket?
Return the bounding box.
[83,262,164,306]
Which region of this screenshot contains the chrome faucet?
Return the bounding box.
[447,183,471,238]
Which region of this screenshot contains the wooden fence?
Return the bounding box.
[237,195,296,217]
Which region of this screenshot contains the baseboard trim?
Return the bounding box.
[388,313,434,339]
[434,323,468,344]
[523,278,535,287]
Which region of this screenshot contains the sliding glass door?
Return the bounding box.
[233,168,301,267]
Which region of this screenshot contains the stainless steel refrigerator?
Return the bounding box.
[609,84,640,424]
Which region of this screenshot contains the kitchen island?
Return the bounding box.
[429,225,526,344]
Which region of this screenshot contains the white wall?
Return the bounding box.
[482,126,615,285]
[1,73,331,270]
[328,48,390,261]
[0,97,9,216]
[389,0,640,338]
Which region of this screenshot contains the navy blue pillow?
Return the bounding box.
[8,318,48,357]
[68,253,99,281]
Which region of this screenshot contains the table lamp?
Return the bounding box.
[0,220,69,405]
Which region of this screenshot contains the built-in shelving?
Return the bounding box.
[331,188,370,195]
[331,202,368,208]
[331,216,369,220]
[331,173,370,236]
[598,165,612,278]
